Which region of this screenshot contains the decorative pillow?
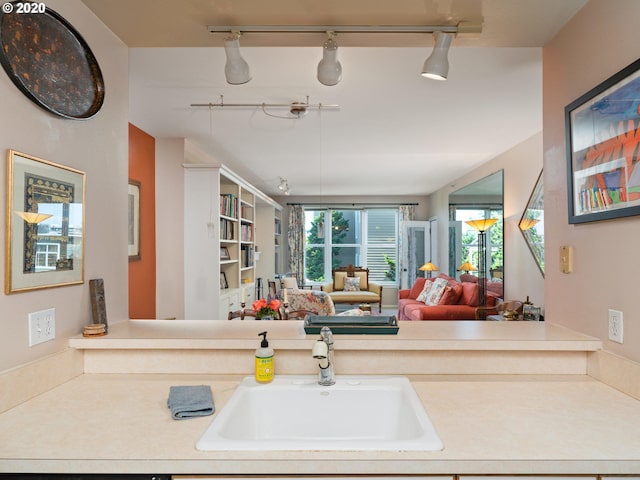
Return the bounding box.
[353,271,368,290]
[344,276,361,292]
[459,282,479,306]
[408,277,427,299]
[437,273,456,284]
[416,280,433,303]
[424,277,449,305]
[438,283,463,305]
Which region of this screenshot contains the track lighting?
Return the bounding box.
[191,96,339,120]
[223,32,251,85]
[277,177,290,195]
[209,23,481,83]
[421,31,454,81]
[317,32,342,86]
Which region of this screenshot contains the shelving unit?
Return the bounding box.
[274,210,282,276]
[184,164,281,319]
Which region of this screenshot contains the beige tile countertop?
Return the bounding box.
[0,373,639,475]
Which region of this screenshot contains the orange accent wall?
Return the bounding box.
[128,123,156,318]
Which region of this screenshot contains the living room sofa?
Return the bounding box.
[398,275,499,321]
[321,265,383,313]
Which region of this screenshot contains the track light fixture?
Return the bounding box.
[277,177,290,195]
[317,31,342,86]
[209,22,480,83]
[421,31,454,81]
[191,96,339,120]
[223,32,251,85]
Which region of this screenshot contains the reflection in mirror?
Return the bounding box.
[519,170,544,276]
[448,170,504,298]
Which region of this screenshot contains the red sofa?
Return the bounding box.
[398,275,499,321]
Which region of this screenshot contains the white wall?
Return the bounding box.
[428,132,545,305]
[0,1,129,372]
[543,0,640,362]
[155,138,185,319]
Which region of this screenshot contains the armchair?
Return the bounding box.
[282,290,336,317]
[321,265,383,313]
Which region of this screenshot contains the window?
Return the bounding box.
[452,207,503,276]
[304,208,398,284]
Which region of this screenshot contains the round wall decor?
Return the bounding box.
[0,3,105,119]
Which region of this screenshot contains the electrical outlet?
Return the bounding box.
[608,309,623,344]
[28,308,56,346]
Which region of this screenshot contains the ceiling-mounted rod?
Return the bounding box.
[207,22,481,35]
[191,96,339,110]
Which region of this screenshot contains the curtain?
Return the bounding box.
[398,205,416,290]
[287,205,305,282]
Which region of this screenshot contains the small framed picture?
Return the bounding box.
[220,271,228,289]
[220,246,230,260]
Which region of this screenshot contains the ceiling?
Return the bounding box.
[83,0,587,197]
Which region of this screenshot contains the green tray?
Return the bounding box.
[304,315,399,335]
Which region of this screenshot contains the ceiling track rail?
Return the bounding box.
[207,22,482,35]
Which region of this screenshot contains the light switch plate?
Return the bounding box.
[560,245,573,273]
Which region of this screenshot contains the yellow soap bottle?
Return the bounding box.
[255,331,274,383]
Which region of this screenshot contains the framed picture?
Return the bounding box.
[220,271,228,289]
[220,246,230,260]
[128,180,141,260]
[5,150,85,294]
[565,57,640,224]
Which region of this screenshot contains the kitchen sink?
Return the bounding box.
[196,375,443,451]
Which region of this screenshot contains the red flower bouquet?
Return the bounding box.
[252,298,281,319]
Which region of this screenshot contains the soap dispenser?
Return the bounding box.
[255,331,274,383]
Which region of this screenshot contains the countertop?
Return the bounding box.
[2,320,638,475]
[69,319,603,351]
[1,373,640,475]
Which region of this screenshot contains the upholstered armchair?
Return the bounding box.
[281,289,336,317]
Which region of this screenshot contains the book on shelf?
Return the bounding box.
[220,218,235,240]
[240,204,253,220]
[241,224,253,242]
[240,245,254,268]
[220,194,238,218]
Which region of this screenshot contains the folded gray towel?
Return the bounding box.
[167,385,215,420]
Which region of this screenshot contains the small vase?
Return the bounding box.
[258,315,273,321]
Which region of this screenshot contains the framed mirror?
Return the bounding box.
[5,150,85,293]
[519,170,544,276]
[449,170,504,297]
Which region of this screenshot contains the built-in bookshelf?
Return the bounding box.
[183,164,281,319]
[274,211,282,275]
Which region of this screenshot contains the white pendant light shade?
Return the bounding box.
[421,31,454,81]
[317,36,342,86]
[223,35,251,85]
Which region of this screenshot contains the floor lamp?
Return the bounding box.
[419,262,439,278]
[465,218,498,308]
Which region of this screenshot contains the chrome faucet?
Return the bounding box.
[312,326,336,386]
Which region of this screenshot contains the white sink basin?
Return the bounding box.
[196,375,443,451]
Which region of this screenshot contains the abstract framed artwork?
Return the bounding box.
[565,57,640,224]
[128,180,141,260]
[5,150,85,293]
